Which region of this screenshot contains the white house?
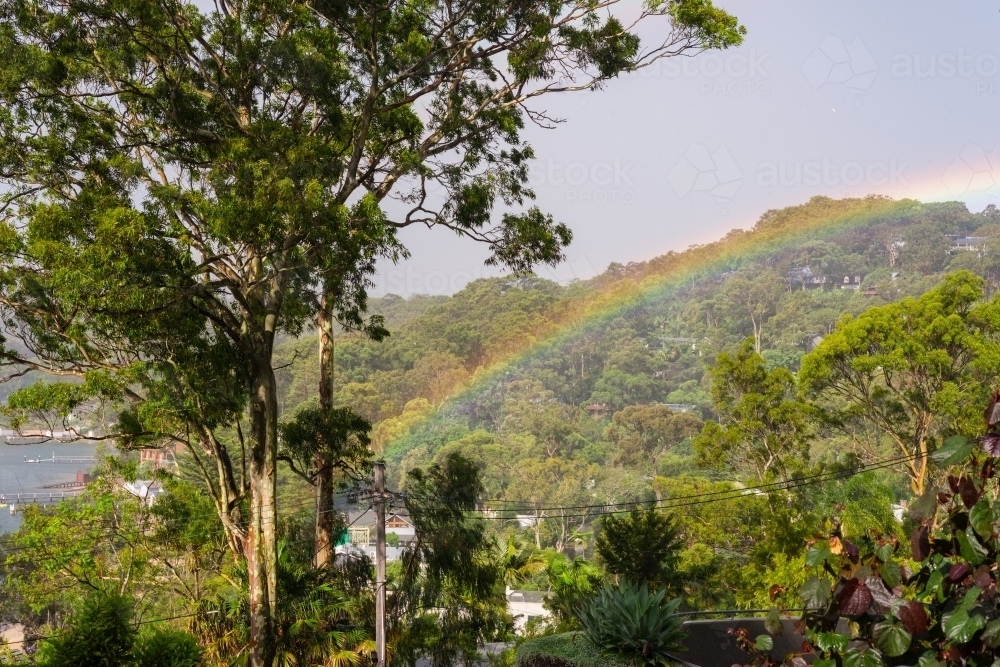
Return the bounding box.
[506,590,550,631]
[121,480,166,506]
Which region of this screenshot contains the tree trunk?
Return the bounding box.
[247,369,279,667]
[315,289,336,568]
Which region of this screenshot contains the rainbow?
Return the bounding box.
[379,194,968,460]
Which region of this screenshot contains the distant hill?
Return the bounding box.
[273,196,1000,476]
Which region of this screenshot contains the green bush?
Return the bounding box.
[132,627,202,667]
[35,591,136,667]
[514,632,631,667]
[576,581,685,666]
[32,590,202,667]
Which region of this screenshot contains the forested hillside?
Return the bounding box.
[275,195,998,466]
[264,195,1000,608]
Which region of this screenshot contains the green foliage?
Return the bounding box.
[390,453,510,667]
[278,405,373,483]
[576,581,685,666]
[35,591,136,667]
[798,415,1000,665]
[605,405,702,467]
[541,556,606,633]
[33,590,203,667]
[695,338,812,481]
[192,540,371,667]
[595,508,683,593]
[666,0,748,49]
[514,632,631,667]
[800,271,1000,492]
[132,628,203,667]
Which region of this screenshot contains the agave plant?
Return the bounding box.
[576,580,686,666]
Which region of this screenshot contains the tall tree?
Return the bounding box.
[0,1,744,664]
[606,404,702,468]
[721,270,786,353]
[694,338,811,482]
[595,507,683,593]
[799,271,1000,493]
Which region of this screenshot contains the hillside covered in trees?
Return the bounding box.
[260,195,1000,608]
[275,195,998,467]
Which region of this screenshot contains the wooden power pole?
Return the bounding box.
[374,460,386,667]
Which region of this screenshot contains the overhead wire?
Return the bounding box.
[0,450,926,565]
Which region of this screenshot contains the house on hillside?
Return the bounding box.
[586,403,608,419]
[345,509,416,547]
[787,267,829,290]
[840,275,864,290]
[121,480,166,506]
[661,403,696,413]
[950,236,988,254]
[139,441,185,471]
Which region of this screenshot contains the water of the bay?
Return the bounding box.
[0,440,102,533]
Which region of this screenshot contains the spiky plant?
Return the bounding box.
[576,580,686,666]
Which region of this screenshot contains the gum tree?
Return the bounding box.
[799,272,1000,494]
[0,1,744,664]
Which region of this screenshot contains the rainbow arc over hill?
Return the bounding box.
[381,195,962,454]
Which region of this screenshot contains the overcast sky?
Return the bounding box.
[372,0,1000,297]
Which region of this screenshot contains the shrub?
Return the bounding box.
[32,590,203,667]
[132,627,203,667]
[575,580,685,666]
[35,591,136,667]
[595,508,682,592]
[514,632,631,667]
[790,394,1000,666]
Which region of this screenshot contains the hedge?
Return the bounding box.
[514,632,633,667]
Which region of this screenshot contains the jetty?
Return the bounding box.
[23,451,97,465]
[0,491,83,514]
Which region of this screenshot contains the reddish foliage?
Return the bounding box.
[897,601,930,636]
[836,578,872,616]
[911,526,930,561]
[948,563,971,582]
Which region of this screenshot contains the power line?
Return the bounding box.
[0,450,923,563]
[410,451,922,520]
[463,451,921,515]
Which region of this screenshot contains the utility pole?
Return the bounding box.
[374,460,386,667]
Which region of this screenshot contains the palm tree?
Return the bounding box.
[192,541,373,666]
[496,536,547,590]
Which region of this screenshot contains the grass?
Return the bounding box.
[514,632,633,667]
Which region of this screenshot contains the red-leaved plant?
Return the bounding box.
[785,391,1000,667]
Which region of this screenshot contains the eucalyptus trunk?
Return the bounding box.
[315,289,337,568]
[247,368,280,667]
